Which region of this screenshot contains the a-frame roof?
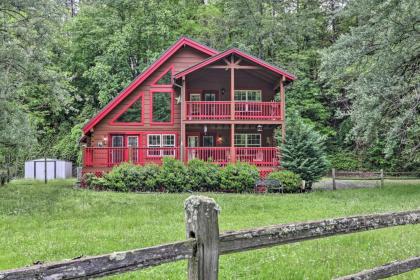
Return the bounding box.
[82,37,218,134]
[174,48,296,81]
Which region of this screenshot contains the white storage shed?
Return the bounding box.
[24,159,73,180]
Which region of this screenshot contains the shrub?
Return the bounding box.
[268,170,302,192]
[137,164,161,192]
[220,162,259,193]
[101,162,143,192]
[277,113,329,189]
[187,159,220,191]
[157,157,189,192]
[327,151,360,171]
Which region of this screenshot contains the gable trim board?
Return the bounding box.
[175,48,296,81]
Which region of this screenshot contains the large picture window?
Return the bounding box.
[151,91,173,124]
[110,93,143,125]
[147,134,176,156]
[116,99,142,123]
[234,134,261,147]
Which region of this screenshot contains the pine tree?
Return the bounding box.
[277,113,329,189]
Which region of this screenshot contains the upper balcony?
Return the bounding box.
[185,101,282,121]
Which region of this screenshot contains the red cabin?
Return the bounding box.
[81,37,296,177]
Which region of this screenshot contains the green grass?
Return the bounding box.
[0,180,419,279]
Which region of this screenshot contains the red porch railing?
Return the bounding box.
[235,147,279,167]
[234,102,282,120]
[83,147,180,167]
[185,147,231,165]
[83,147,278,168]
[185,101,282,120]
[186,101,231,120]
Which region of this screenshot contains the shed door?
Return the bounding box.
[34,161,56,180]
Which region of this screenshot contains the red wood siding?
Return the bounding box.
[90,46,210,148]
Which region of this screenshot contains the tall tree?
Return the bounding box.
[320,0,420,170]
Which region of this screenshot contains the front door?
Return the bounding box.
[111,135,124,164]
[190,93,201,117]
[187,135,199,160]
[127,136,139,163]
[204,91,217,116]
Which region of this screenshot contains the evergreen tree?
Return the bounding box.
[277,113,329,188]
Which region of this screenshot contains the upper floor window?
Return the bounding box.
[110,93,143,125]
[151,65,173,86]
[234,90,262,102]
[151,90,173,124]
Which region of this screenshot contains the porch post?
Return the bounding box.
[230,55,235,120]
[180,76,186,162]
[280,76,286,143]
[230,123,236,163]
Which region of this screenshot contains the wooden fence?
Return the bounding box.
[331,169,420,190]
[0,196,419,279]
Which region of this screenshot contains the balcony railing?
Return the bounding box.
[83,147,180,167]
[84,147,279,168]
[185,101,282,121]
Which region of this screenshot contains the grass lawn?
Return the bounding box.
[0,180,419,279]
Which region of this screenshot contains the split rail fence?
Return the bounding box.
[331,169,420,190]
[0,196,419,280]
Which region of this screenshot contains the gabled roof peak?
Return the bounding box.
[82,37,218,134]
[175,48,296,80]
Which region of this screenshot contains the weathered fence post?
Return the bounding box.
[185,196,220,280]
[332,168,336,190]
[380,169,384,188]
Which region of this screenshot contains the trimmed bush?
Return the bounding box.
[220,162,259,193]
[187,159,220,191]
[157,157,189,192]
[100,163,143,192]
[137,164,161,192]
[267,170,302,192]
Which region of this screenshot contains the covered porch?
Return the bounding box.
[184,123,280,167]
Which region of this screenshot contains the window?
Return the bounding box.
[116,99,142,123]
[202,136,214,147]
[152,67,173,86]
[151,91,173,124]
[234,134,261,147]
[110,93,143,125]
[156,70,172,85]
[147,134,176,156]
[234,90,262,102]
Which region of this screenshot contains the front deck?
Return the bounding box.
[83,147,279,168]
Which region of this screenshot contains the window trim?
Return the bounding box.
[147,133,176,157]
[150,89,175,126]
[109,92,144,126]
[150,65,174,87]
[234,90,262,102]
[234,133,262,147]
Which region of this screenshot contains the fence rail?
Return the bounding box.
[0,196,419,280]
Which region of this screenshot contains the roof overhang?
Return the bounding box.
[174,48,296,81]
[82,37,218,135]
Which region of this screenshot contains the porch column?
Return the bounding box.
[230,123,236,163]
[180,76,186,162]
[230,56,235,120]
[280,76,286,143]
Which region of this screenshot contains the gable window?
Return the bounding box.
[234,134,261,147]
[110,93,143,125]
[147,134,176,157]
[151,66,173,86]
[151,90,173,124]
[116,99,142,123]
